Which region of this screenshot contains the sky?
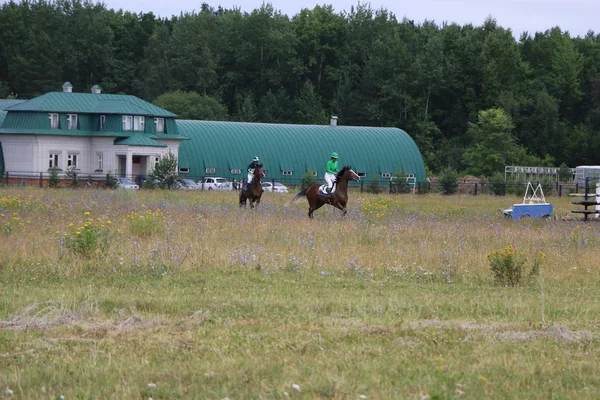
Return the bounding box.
[95,0,599,38]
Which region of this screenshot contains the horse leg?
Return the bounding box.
[309,200,326,218]
[332,200,347,216]
[239,193,247,208]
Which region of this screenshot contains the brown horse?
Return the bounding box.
[291,166,360,218]
[239,164,265,209]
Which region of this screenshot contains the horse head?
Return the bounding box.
[337,166,360,182]
[254,164,265,179]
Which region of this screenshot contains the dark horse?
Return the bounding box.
[239,164,265,209]
[291,166,360,218]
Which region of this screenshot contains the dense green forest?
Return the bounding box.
[1,0,599,175]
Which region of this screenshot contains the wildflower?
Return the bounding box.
[76,232,81,235]
[56,231,60,234]
[478,376,488,383]
[147,383,156,388]
[106,220,111,224]
[359,396,367,399]
[5,388,13,395]
[84,211,91,215]
[291,384,301,392]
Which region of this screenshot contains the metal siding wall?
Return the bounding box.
[175,121,426,184]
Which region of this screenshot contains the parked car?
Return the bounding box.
[215,181,234,191]
[176,179,201,190]
[261,182,289,193]
[198,177,228,190]
[114,177,139,190]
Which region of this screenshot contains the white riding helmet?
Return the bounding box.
[253,157,260,162]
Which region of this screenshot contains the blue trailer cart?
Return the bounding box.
[503,182,553,219]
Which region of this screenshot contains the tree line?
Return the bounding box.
[1,0,599,177]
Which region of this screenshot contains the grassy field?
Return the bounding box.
[1,187,599,399]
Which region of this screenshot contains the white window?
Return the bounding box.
[231,168,241,175]
[358,172,367,178]
[100,115,106,130]
[122,116,133,131]
[133,116,145,132]
[96,153,103,171]
[67,153,78,168]
[179,168,189,174]
[49,153,60,169]
[49,113,59,129]
[154,157,160,167]
[282,170,293,176]
[154,118,165,133]
[67,114,78,130]
[381,172,391,179]
[205,168,216,174]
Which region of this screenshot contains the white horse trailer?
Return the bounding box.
[574,166,600,187]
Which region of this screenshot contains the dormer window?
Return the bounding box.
[133,116,145,131]
[154,118,165,133]
[67,114,78,130]
[49,113,59,129]
[122,116,132,131]
[123,115,145,131]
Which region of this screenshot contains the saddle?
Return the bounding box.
[318,184,335,197]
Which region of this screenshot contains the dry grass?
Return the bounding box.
[1,187,600,399]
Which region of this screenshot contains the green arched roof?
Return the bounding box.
[176,120,426,183]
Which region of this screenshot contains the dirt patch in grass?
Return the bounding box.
[405,319,597,343]
[0,301,166,331]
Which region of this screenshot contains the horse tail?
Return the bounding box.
[290,187,308,204]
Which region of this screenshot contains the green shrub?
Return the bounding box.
[489,172,506,196]
[63,213,112,257]
[558,162,572,182]
[390,169,410,194]
[539,178,554,196]
[48,169,60,188]
[105,172,117,189]
[488,245,544,286]
[302,171,316,189]
[366,178,380,194]
[128,208,165,237]
[65,166,78,188]
[507,173,526,196]
[438,167,458,195]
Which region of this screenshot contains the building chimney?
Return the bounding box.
[62,82,73,93]
[91,85,102,94]
[330,116,338,127]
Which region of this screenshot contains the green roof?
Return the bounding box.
[0,100,26,110]
[114,133,168,147]
[7,92,176,117]
[177,120,426,182]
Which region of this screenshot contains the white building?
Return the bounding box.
[0,83,187,181]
